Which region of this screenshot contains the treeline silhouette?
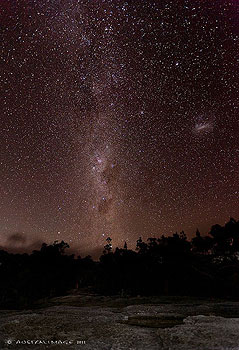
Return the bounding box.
[0,218,239,309]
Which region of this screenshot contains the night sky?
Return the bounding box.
[1,0,239,257]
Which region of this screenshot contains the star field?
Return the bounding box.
[1,0,239,256]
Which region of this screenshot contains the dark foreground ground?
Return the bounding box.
[1,292,239,350]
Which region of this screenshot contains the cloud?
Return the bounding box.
[1,232,43,253]
[7,232,26,245]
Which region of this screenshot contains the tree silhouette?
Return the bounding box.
[103,237,112,254]
[210,224,231,256]
[225,218,239,253]
[136,237,148,254]
[192,229,213,254]
[1,217,239,308]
